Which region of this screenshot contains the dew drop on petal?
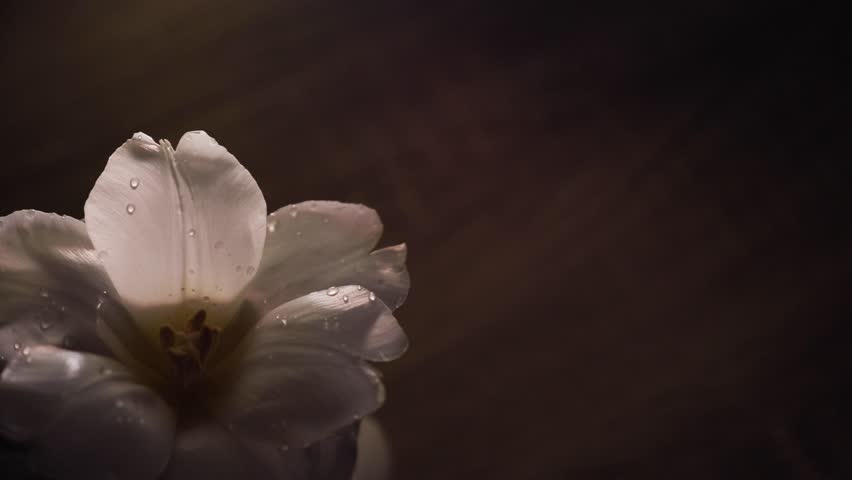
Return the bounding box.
[97,250,109,261]
[289,208,298,218]
[214,240,225,249]
[188,228,196,237]
[369,292,377,302]
[39,320,52,331]
[322,217,329,224]
[267,221,277,233]
[327,286,339,296]
[13,343,20,351]
[343,295,349,303]
[356,285,363,291]
[126,204,136,215]
[38,288,49,298]
[203,296,210,303]
[129,178,140,189]
[24,210,36,219]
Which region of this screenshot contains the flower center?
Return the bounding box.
[158,309,221,391]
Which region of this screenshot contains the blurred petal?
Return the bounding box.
[161,416,357,480]
[83,131,267,331]
[250,201,408,314]
[0,346,175,480]
[353,417,391,480]
[0,211,113,361]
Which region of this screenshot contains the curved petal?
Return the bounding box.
[207,339,385,447]
[250,201,409,315]
[83,131,267,332]
[353,417,391,480]
[0,211,114,361]
[0,346,175,480]
[256,285,407,362]
[160,416,357,480]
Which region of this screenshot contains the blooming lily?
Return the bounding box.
[0,131,409,479]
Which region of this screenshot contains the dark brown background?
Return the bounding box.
[2,1,851,479]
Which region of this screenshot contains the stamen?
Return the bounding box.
[159,310,219,391]
[186,309,207,333]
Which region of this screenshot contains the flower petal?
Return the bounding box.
[0,211,113,361]
[161,416,358,480]
[257,285,407,362]
[250,201,409,315]
[83,131,267,329]
[0,346,175,480]
[353,417,391,480]
[208,339,385,447]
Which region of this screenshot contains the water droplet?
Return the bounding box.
[24,210,36,219]
[98,250,109,261]
[326,286,339,296]
[21,346,30,355]
[369,292,376,302]
[39,320,52,331]
[214,240,224,249]
[38,288,49,298]
[279,444,289,453]
[235,265,243,272]
[246,266,256,275]
[289,208,298,218]
[322,218,329,224]
[188,228,196,237]
[279,315,288,326]
[129,178,140,189]
[267,221,277,233]
[203,296,210,302]
[115,399,125,408]
[343,295,349,303]
[356,285,363,291]
[352,413,362,421]
[13,343,20,351]
[99,366,112,375]
[126,204,136,215]
[295,231,302,237]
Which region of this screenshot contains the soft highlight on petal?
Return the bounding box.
[0,211,113,361]
[249,201,409,315]
[84,131,267,333]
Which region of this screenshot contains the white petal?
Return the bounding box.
[160,416,358,480]
[250,201,409,315]
[256,285,407,362]
[0,211,113,361]
[0,346,175,480]
[208,341,385,447]
[83,131,267,329]
[353,417,391,480]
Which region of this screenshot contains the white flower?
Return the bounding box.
[0,131,409,479]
